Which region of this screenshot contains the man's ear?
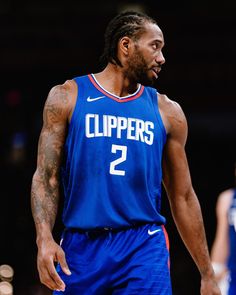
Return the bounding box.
[119,36,132,56]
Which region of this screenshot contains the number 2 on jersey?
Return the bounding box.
[109,144,127,176]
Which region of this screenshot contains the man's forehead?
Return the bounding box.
[142,22,164,42]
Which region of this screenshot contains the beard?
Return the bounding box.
[126,48,157,86]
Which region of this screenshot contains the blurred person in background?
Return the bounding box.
[211,163,236,295]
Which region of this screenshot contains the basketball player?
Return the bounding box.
[211,165,236,295]
[31,11,221,294]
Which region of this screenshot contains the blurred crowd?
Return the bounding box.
[0,88,51,294]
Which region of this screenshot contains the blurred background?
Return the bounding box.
[0,0,235,294]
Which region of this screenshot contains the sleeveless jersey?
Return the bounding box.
[61,74,167,230]
[228,189,236,272]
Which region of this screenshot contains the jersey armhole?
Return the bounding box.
[68,77,82,128]
[152,90,167,143]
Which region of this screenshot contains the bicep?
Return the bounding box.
[37,125,66,177]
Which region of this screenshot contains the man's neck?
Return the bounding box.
[94,64,139,97]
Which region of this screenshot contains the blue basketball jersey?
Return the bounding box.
[228,189,236,272]
[61,74,167,230]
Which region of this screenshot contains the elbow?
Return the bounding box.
[32,168,59,188]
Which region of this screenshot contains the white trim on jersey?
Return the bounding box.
[91,74,142,100]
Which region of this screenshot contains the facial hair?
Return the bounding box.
[127,47,156,86]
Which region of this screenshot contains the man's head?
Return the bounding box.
[100,11,165,85]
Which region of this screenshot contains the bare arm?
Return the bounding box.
[31,81,75,291]
[159,95,220,295]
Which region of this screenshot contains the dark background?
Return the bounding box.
[0,0,235,294]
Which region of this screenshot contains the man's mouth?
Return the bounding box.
[151,67,161,78]
[152,67,161,74]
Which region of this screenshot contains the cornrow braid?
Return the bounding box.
[99,11,157,68]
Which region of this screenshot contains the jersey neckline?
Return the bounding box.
[88,74,144,103]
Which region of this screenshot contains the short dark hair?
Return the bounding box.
[99,11,157,67]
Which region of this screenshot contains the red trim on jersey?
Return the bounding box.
[162,225,170,250]
[88,74,144,102]
[162,225,170,269]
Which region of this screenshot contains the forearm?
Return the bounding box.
[170,190,214,278]
[31,169,60,243]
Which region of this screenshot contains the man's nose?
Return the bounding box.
[156,51,165,65]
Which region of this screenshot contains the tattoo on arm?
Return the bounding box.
[31,85,69,229]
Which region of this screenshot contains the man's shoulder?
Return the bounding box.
[72,73,90,83]
[154,92,187,137]
[144,87,182,113]
[45,78,80,119]
[158,93,186,124]
[58,73,90,89]
[49,79,76,98]
[157,93,181,110]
